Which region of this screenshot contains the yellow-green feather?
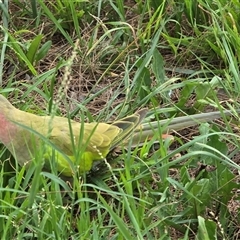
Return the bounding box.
[0,94,147,176]
[1,94,237,176]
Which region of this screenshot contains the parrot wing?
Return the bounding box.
[110,108,148,148]
[48,121,121,157]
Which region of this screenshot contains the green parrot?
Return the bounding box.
[0,94,235,176]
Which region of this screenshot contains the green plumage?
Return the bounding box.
[0,94,236,176]
[0,94,147,176]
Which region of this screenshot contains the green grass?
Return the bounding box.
[0,0,240,239]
